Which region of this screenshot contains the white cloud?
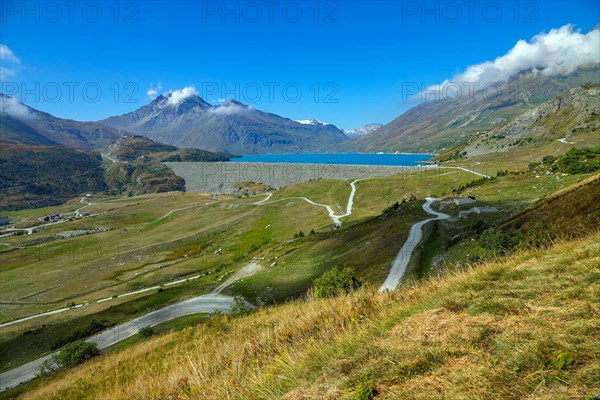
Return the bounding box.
[425,25,600,95]
[166,86,198,106]
[208,102,249,115]
[146,82,163,99]
[0,96,32,120]
[0,66,16,79]
[0,44,19,63]
[0,44,20,79]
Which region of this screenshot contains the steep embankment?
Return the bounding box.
[14,233,600,399]
[500,173,600,239]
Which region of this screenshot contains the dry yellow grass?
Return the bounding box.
[16,233,600,400]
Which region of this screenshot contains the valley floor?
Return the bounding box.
[1,163,597,397]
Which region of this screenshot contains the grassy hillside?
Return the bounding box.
[500,174,600,240]
[0,165,591,372]
[109,136,232,163]
[415,172,600,274]
[12,232,599,399]
[103,136,233,196]
[0,144,106,211]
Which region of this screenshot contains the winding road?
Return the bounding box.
[378,197,450,292]
[254,179,364,227]
[0,166,484,391]
[0,197,94,237]
[0,263,258,392]
[73,197,92,218]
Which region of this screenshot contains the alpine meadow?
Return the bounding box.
[0,2,599,399]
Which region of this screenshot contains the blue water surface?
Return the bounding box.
[233,153,433,166]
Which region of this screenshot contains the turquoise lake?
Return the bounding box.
[233,153,434,166]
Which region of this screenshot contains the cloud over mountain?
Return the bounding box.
[166,86,199,106]
[428,25,600,93]
[0,44,21,79]
[0,96,32,119]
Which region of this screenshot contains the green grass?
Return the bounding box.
[13,233,600,399]
[227,200,427,304]
[106,313,210,353]
[1,165,595,377]
[0,284,211,373]
[417,221,445,277]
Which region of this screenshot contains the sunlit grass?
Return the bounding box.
[11,233,599,400]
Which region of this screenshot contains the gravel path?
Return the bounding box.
[254,179,364,227]
[378,197,450,292]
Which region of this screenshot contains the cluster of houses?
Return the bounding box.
[39,213,64,223]
[38,213,84,223]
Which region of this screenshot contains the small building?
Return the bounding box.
[0,216,9,226]
[453,198,476,206]
[85,193,92,198]
[473,206,498,214]
[459,206,499,219]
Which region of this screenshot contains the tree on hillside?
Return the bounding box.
[53,340,100,369]
[313,267,362,298]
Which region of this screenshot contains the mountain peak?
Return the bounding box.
[344,123,383,138]
[295,118,330,126]
[218,99,249,109]
[151,87,212,111]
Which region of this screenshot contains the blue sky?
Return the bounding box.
[1,1,599,129]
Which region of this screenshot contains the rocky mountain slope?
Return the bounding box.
[462,84,600,157]
[0,94,123,150]
[346,64,600,153]
[101,93,349,155]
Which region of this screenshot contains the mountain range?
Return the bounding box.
[2,65,599,158]
[100,93,349,154]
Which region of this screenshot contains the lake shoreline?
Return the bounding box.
[230,153,434,167]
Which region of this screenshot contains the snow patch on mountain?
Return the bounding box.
[344,123,383,138]
[294,118,330,126]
